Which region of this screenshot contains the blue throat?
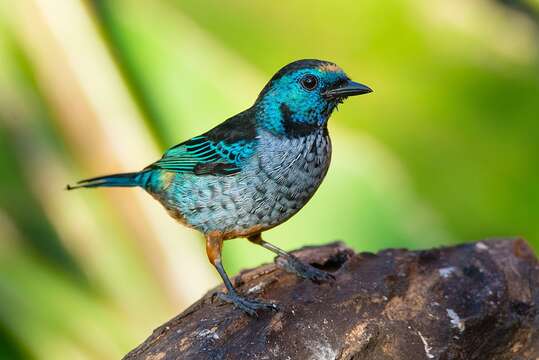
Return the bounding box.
[254,91,335,137]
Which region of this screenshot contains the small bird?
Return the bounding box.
[68,59,372,315]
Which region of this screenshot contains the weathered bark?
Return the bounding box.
[124,239,539,360]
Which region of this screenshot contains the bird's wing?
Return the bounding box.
[148,135,256,176]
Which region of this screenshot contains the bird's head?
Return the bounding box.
[254,59,372,136]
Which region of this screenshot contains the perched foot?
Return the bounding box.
[276,255,335,283]
[216,291,278,317]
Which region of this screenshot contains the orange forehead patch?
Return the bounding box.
[318,63,342,73]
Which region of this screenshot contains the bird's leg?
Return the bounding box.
[247,233,334,283]
[206,232,278,316]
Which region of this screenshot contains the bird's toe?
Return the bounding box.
[215,291,278,317]
[276,255,335,284]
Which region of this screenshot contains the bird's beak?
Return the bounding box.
[324,80,373,99]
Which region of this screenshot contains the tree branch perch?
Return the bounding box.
[124,239,539,360]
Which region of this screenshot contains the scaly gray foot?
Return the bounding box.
[276,255,335,283]
[216,291,278,317]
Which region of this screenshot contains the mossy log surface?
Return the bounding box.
[124,239,539,360]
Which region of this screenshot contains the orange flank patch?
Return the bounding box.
[211,224,266,241]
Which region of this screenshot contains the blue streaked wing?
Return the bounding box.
[149,136,255,176]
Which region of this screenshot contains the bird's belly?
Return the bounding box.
[153,132,331,239]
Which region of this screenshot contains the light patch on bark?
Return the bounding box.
[447,309,465,332]
[338,322,374,359]
[196,326,219,340]
[476,242,489,250]
[417,331,435,359]
[144,353,165,360]
[438,266,456,278]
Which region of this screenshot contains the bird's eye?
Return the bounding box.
[299,74,318,91]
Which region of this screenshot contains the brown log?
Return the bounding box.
[124,239,539,360]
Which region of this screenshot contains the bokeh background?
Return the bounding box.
[0,0,538,358]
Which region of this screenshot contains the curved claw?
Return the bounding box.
[276,255,335,284]
[216,292,279,317]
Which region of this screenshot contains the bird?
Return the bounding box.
[68,59,372,316]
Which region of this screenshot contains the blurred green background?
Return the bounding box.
[0,0,538,358]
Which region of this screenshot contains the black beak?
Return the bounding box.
[324,80,373,99]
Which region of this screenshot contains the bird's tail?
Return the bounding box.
[66,171,151,190]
